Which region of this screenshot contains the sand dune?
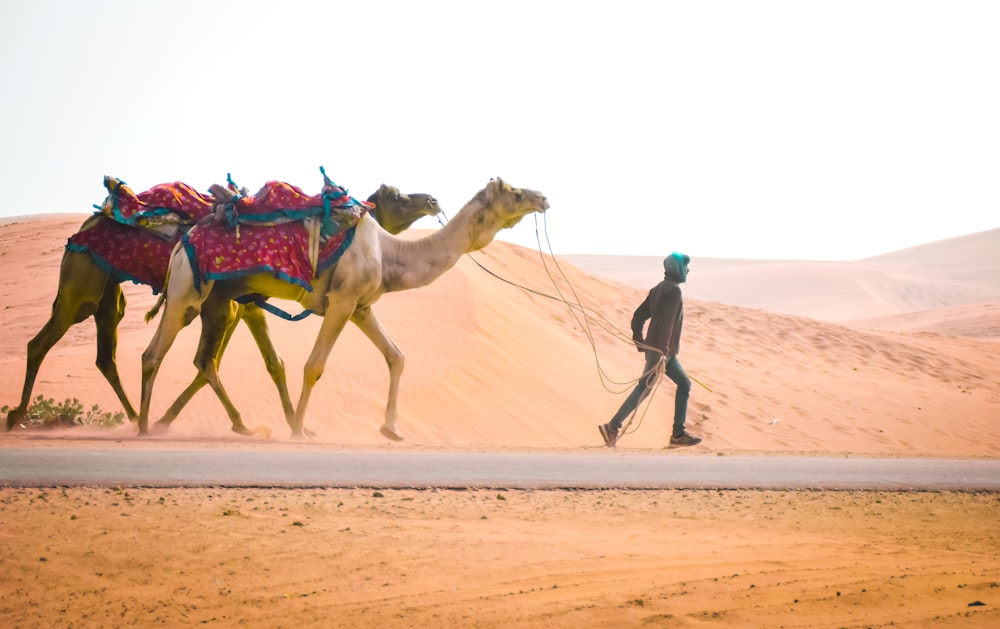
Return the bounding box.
[1,214,998,456]
[3,214,999,627]
[565,227,1000,330]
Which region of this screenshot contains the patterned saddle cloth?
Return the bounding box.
[183,168,370,291]
[66,177,220,292]
[211,170,364,227]
[66,217,178,292]
[65,169,367,294]
[95,176,217,227]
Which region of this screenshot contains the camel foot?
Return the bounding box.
[288,427,317,440]
[231,423,254,437]
[152,419,172,435]
[380,424,404,442]
[8,407,31,431]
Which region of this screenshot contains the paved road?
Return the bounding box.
[1,447,998,490]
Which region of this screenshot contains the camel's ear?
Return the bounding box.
[379,184,399,201]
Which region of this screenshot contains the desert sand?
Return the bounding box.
[1,214,998,627]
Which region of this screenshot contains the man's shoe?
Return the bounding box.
[598,423,618,448]
[669,431,702,447]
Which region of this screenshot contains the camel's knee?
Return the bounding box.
[192,350,217,373]
[194,363,221,387]
[141,350,162,381]
[25,331,62,367]
[95,356,118,377]
[386,350,404,374]
[302,364,325,387]
[263,355,286,378]
[183,306,200,327]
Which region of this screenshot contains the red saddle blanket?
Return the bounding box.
[182,219,360,291]
[71,170,365,292]
[216,178,366,224]
[66,218,178,292]
[184,169,368,290]
[98,177,216,226]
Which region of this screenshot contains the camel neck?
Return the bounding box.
[379,196,493,293]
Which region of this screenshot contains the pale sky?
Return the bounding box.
[1,1,997,260]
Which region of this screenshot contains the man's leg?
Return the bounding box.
[664,356,692,437]
[609,351,662,432]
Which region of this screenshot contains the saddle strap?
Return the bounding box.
[236,295,314,321]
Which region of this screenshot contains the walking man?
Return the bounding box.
[599,252,701,448]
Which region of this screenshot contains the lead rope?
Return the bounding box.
[434,211,690,439]
[531,211,666,437]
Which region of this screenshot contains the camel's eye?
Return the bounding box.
[514,191,524,202]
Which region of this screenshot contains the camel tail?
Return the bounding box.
[146,241,182,323]
[145,291,166,323]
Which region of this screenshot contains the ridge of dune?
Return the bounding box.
[564,227,1000,328]
[2,217,998,457]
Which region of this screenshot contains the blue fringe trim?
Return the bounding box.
[198,266,314,292]
[317,225,358,272]
[181,232,203,293]
[65,242,160,293]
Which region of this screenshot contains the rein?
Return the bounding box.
[437,209,709,442]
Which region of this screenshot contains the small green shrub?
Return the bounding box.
[1,395,125,429]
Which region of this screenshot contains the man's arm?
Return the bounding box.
[658,285,682,357]
[630,293,652,350]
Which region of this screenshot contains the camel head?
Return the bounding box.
[465,178,549,250]
[485,177,548,227]
[367,185,442,235]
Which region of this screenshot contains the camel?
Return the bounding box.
[138,178,549,439]
[5,185,440,432]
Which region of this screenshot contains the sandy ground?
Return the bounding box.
[2,486,998,627]
[2,215,999,626]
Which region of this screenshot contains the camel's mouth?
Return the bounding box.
[529,191,549,214]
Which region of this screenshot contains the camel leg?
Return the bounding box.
[239,304,295,429]
[156,302,294,434]
[351,305,405,441]
[185,293,252,436]
[6,253,106,430]
[154,373,208,431]
[140,308,193,436]
[7,298,98,429]
[140,271,208,436]
[154,303,244,431]
[289,301,355,439]
[93,282,138,421]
